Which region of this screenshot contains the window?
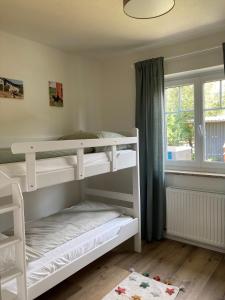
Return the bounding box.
[165,69,225,173]
[204,80,225,162]
[165,84,195,161]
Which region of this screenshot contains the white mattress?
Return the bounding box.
[3,215,133,293]
[22,200,121,255]
[2,200,121,269]
[0,150,136,178]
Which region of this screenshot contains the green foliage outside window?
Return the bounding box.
[166,85,194,148]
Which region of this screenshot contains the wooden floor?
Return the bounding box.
[37,239,225,300]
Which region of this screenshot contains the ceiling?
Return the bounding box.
[0,0,225,54]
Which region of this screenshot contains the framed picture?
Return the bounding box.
[49,81,63,107]
[0,77,24,99]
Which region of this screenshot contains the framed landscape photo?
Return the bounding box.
[49,81,63,107]
[0,77,24,99]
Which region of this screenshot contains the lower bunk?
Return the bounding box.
[1,200,139,299]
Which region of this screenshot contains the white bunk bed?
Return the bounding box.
[0,129,141,300]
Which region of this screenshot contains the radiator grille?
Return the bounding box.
[166,187,225,249]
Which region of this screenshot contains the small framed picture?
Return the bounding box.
[49,81,63,107]
[0,77,24,99]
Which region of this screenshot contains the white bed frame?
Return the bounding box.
[0,129,141,300]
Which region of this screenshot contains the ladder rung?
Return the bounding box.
[0,236,20,250]
[1,267,22,284]
[0,204,19,215]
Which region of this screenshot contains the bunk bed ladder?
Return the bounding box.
[12,182,27,300]
[0,174,27,300]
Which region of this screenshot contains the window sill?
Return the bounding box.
[165,169,225,179]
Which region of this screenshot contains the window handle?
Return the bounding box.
[198,124,203,136]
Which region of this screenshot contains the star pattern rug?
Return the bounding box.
[102,272,179,300]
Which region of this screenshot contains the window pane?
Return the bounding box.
[165,87,179,112]
[181,84,194,111]
[166,111,195,161]
[204,109,225,162]
[222,80,225,107]
[204,81,220,109]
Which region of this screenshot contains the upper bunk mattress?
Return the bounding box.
[0,150,136,179]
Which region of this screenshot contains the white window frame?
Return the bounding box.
[165,66,225,174]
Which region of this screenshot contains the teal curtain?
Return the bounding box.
[135,57,165,242]
[223,43,225,74]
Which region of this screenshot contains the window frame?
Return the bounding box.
[165,68,225,174]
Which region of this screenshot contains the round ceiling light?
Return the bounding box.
[123,0,175,19]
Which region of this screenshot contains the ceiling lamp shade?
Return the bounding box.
[123,0,175,19]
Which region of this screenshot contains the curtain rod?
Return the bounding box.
[164,45,222,62]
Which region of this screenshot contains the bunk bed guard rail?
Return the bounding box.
[11,134,138,192]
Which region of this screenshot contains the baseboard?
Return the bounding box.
[165,233,225,254]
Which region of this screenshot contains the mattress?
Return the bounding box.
[0,150,136,178]
[3,215,133,293]
[6,200,121,255]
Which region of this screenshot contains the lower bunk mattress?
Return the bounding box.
[1,201,134,294]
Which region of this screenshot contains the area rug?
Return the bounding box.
[102,272,180,300]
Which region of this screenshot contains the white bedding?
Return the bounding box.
[4,201,121,256]
[0,150,135,178]
[3,216,133,293]
[1,200,129,290]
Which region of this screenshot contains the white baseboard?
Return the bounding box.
[165,233,225,254]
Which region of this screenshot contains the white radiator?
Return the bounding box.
[166,187,225,250]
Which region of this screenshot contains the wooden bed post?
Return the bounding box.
[12,182,28,299]
[80,179,86,201]
[132,128,142,253]
[25,152,37,192]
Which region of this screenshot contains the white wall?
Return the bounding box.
[0,31,73,139]
[0,31,103,140]
[69,55,103,131]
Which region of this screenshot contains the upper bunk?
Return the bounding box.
[0,129,139,197]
